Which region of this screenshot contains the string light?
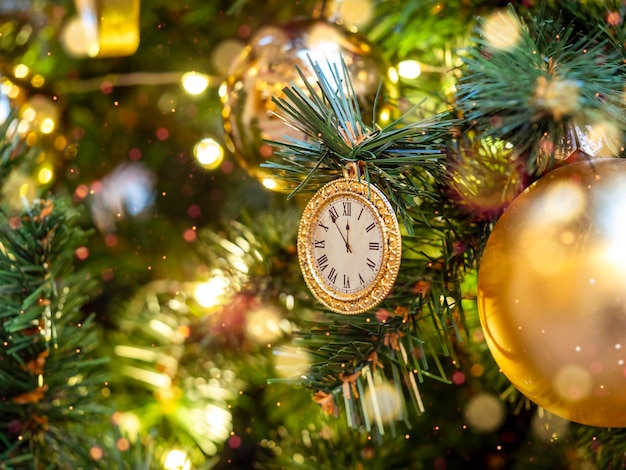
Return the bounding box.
[38,165,54,184]
[163,450,191,470]
[14,64,29,79]
[397,60,422,80]
[194,275,229,308]
[181,72,210,95]
[194,138,224,169]
[261,178,278,191]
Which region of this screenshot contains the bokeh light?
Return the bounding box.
[59,16,99,57]
[261,178,279,191]
[334,0,374,27]
[14,64,29,79]
[211,39,245,75]
[194,138,224,169]
[21,95,59,136]
[531,409,570,443]
[194,275,229,309]
[182,72,210,95]
[397,60,421,80]
[245,306,283,344]
[273,346,311,378]
[163,449,191,470]
[111,411,141,441]
[364,381,403,424]
[481,10,522,51]
[464,392,505,432]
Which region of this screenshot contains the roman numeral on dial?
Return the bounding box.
[329,206,339,222]
[343,202,351,216]
[317,254,329,271]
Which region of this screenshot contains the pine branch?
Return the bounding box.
[263,57,453,234]
[0,198,108,468]
[259,55,495,432]
[0,113,37,189]
[455,6,626,174]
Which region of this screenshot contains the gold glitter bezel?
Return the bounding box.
[297,178,402,314]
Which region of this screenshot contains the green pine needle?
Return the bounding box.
[263,56,453,234]
[456,6,626,173]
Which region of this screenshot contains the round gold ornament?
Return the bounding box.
[298,177,401,314]
[478,158,626,427]
[446,133,529,220]
[222,19,398,191]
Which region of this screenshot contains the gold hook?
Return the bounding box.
[343,160,366,179]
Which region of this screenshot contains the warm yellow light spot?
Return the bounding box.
[14,64,29,79]
[182,71,210,95]
[22,107,36,122]
[378,108,391,123]
[387,67,399,84]
[19,182,30,198]
[25,131,37,146]
[246,307,283,344]
[336,0,374,27]
[2,79,21,100]
[262,178,278,191]
[1,80,12,95]
[59,16,99,58]
[54,135,67,150]
[31,74,45,88]
[38,166,53,184]
[194,276,229,308]
[40,117,55,134]
[194,138,224,169]
[482,10,522,51]
[397,60,421,80]
[218,82,228,99]
[112,411,141,441]
[163,450,191,470]
[273,346,312,378]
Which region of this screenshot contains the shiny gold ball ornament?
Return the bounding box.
[477,158,626,427]
[221,19,398,191]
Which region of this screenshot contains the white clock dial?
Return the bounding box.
[312,196,384,295]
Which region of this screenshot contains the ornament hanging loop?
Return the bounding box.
[343,160,367,179]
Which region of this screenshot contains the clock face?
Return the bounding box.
[298,178,401,314]
[311,195,384,295]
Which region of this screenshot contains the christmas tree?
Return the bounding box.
[0,0,625,468]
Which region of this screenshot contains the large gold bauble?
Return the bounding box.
[478,158,626,427]
[221,19,398,192]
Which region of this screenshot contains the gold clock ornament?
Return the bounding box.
[297,176,401,314]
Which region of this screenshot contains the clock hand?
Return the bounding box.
[345,221,352,253]
[330,212,352,253]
